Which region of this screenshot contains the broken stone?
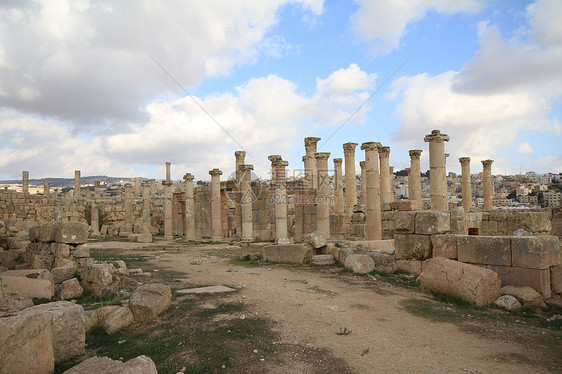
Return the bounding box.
[83,305,120,333]
[394,234,431,260]
[494,295,522,311]
[501,286,542,308]
[0,269,54,299]
[176,285,236,294]
[79,263,115,296]
[62,355,157,374]
[128,283,171,323]
[262,244,314,264]
[72,244,90,258]
[368,250,396,274]
[344,254,375,274]
[414,211,450,234]
[101,307,134,335]
[0,278,33,317]
[311,254,336,265]
[304,230,327,249]
[59,278,83,300]
[55,222,88,244]
[52,266,77,284]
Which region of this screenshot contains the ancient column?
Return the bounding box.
[294,156,307,243]
[209,168,223,241]
[406,168,412,199]
[134,177,140,197]
[275,159,290,244]
[74,170,81,197]
[182,174,195,239]
[22,171,29,194]
[239,165,254,242]
[333,158,344,215]
[162,180,173,240]
[343,142,358,213]
[361,142,382,240]
[165,162,171,181]
[90,203,100,236]
[359,161,366,204]
[43,182,50,196]
[424,130,450,211]
[389,166,395,201]
[315,152,331,238]
[141,181,152,235]
[459,157,472,212]
[304,137,321,190]
[150,179,156,197]
[409,150,423,210]
[94,181,101,197]
[123,183,133,232]
[379,146,392,204]
[482,159,494,211]
[234,151,246,239]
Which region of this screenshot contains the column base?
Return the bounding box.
[211,237,223,242]
[276,238,291,245]
[241,237,253,243]
[163,235,174,240]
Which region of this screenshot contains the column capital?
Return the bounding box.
[360,141,381,151]
[314,152,330,161]
[424,129,450,143]
[409,149,422,159]
[209,168,223,177]
[124,183,132,189]
[165,162,171,166]
[481,159,494,168]
[276,160,289,168]
[239,164,254,172]
[360,161,365,168]
[333,158,342,165]
[304,137,321,150]
[141,181,151,187]
[268,155,282,165]
[234,151,246,162]
[162,180,173,187]
[459,157,471,166]
[379,146,391,157]
[343,142,358,155]
[183,173,194,181]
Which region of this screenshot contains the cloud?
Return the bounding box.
[350,0,484,52]
[517,142,534,154]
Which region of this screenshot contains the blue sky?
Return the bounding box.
[0,0,560,181]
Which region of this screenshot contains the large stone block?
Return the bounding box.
[59,278,84,300]
[511,236,560,270]
[0,269,54,299]
[0,278,33,317]
[63,355,157,374]
[344,254,375,274]
[518,211,552,233]
[38,222,61,242]
[431,234,458,259]
[51,243,70,258]
[100,306,134,335]
[83,305,119,333]
[72,244,90,258]
[262,244,314,264]
[488,265,551,298]
[390,200,418,211]
[415,211,450,235]
[79,263,115,296]
[552,265,562,294]
[128,283,171,322]
[421,257,501,306]
[55,222,88,244]
[394,211,416,233]
[368,250,396,274]
[0,307,54,373]
[305,230,327,248]
[394,234,432,260]
[32,254,54,270]
[457,236,511,266]
[52,266,77,284]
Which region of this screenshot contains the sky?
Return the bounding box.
[0,0,561,182]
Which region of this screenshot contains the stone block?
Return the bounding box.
[368,250,396,274]
[59,278,83,300]
[394,211,416,233]
[55,222,88,244]
[518,211,552,233]
[431,234,458,259]
[511,236,560,270]
[421,257,501,306]
[488,265,551,298]
[0,278,33,317]
[480,220,498,235]
[79,263,115,296]
[305,230,327,248]
[415,211,450,235]
[344,254,375,274]
[72,244,90,258]
[457,236,511,266]
[494,295,521,311]
[83,305,120,333]
[32,254,54,270]
[390,200,418,211]
[52,266,77,284]
[39,222,60,242]
[394,234,432,260]
[100,306,134,335]
[0,269,54,299]
[137,233,153,243]
[62,355,157,374]
[552,265,562,294]
[51,243,71,258]
[311,254,336,265]
[54,257,76,268]
[128,283,171,323]
[500,286,542,308]
[262,244,314,264]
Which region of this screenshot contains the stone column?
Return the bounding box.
[209,168,223,241]
[482,159,494,211]
[315,152,331,238]
[165,162,171,181]
[409,150,423,210]
[94,181,101,197]
[361,142,382,240]
[459,157,472,212]
[141,181,152,235]
[90,203,100,236]
[182,174,195,239]
[343,142,358,213]
[304,137,321,190]
[424,130,450,211]
[274,159,290,244]
[43,182,50,196]
[359,161,366,204]
[406,168,412,199]
[150,179,156,197]
[162,180,173,240]
[123,183,133,232]
[379,146,392,204]
[74,170,81,197]
[333,158,344,215]
[234,151,246,239]
[134,177,140,197]
[294,156,306,243]
[238,165,254,242]
[22,171,29,194]
[389,166,395,201]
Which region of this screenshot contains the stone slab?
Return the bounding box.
[488,265,551,299]
[415,211,450,235]
[394,234,432,261]
[176,285,236,294]
[511,236,560,270]
[457,236,511,266]
[262,244,314,264]
[431,234,458,259]
[0,269,54,299]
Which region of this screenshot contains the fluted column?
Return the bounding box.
[234,151,246,239]
[209,168,223,241]
[343,142,358,213]
[43,182,50,196]
[361,142,382,240]
[165,162,171,181]
[183,174,195,239]
[22,171,29,194]
[360,161,366,204]
[409,150,423,210]
[379,146,392,204]
[424,130,450,211]
[162,180,173,239]
[304,137,321,190]
[74,170,81,197]
[315,152,331,238]
[459,157,472,212]
[334,158,344,214]
[239,165,254,242]
[482,159,494,211]
[142,181,152,235]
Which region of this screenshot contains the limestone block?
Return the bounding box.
[52,266,77,284]
[368,250,396,274]
[72,244,90,258]
[0,278,33,317]
[519,211,552,233]
[0,307,54,374]
[511,236,560,270]
[415,211,450,235]
[331,247,359,264]
[54,257,76,268]
[32,254,54,270]
[552,265,562,294]
[494,295,521,311]
[83,305,119,333]
[59,278,83,300]
[394,211,416,233]
[137,233,153,243]
[79,263,115,296]
[38,222,61,242]
[500,286,542,308]
[110,260,129,275]
[305,230,327,249]
[76,257,94,268]
[0,269,54,299]
[311,254,336,265]
[262,244,314,264]
[55,222,88,244]
[431,234,458,259]
[488,265,551,298]
[100,306,134,335]
[62,355,157,374]
[390,200,418,211]
[344,254,375,274]
[394,234,432,260]
[420,257,501,306]
[457,236,511,266]
[128,283,172,322]
[29,225,41,242]
[51,243,71,258]
[27,301,85,362]
[480,220,498,235]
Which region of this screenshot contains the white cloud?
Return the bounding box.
[517,142,534,154]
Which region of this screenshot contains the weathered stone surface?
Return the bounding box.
[431,234,458,259]
[176,285,235,295]
[0,237,30,251]
[0,307,54,374]
[394,211,416,233]
[501,286,542,308]
[83,305,120,333]
[552,265,562,294]
[63,355,157,374]
[51,243,71,258]
[262,244,314,264]
[80,263,115,296]
[59,278,83,300]
[100,306,134,335]
[28,301,85,362]
[128,283,171,322]
[137,233,153,243]
[457,236,511,266]
[76,257,94,268]
[351,212,365,222]
[511,236,560,270]
[494,295,522,311]
[368,250,396,274]
[394,234,432,260]
[54,257,76,268]
[52,265,77,284]
[0,269,54,299]
[331,247,359,264]
[55,222,88,244]
[38,222,60,242]
[0,278,33,316]
[420,257,501,306]
[488,265,551,298]
[415,211,450,235]
[72,244,90,258]
[311,254,336,265]
[390,200,418,211]
[32,254,55,270]
[110,260,129,275]
[305,231,327,249]
[344,254,375,274]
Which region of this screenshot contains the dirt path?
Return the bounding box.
[91,241,561,373]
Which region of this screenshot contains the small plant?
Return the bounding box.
[336,327,352,335]
[80,205,112,230]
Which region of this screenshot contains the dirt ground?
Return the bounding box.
[88,240,562,374]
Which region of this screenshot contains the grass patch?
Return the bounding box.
[195,302,244,318]
[73,288,124,308]
[88,236,129,243]
[229,258,267,267]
